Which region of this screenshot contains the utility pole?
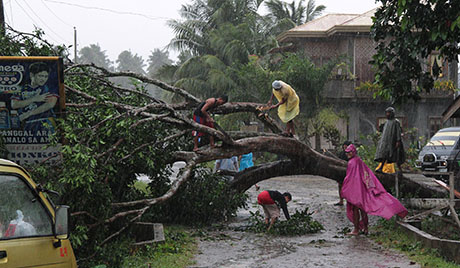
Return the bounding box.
[74,27,77,63]
[0,0,5,35]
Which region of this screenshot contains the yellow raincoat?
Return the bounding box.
[375,162,395,174]
[273,81,300,123]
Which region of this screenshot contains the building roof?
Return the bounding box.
[277,8,377,42]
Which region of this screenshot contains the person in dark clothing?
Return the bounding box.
[335,141,352,206]
[257,190,292,231]
[375,107,405,172]
[192,95,228,151]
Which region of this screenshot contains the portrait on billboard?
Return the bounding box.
[0,57,65,164]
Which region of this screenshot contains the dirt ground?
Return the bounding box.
[191,175,420,268]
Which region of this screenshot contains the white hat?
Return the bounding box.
[272,80,282,90]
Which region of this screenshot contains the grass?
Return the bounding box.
[121,225,197,268]
[421,215,460,241]
[370,218,460,268]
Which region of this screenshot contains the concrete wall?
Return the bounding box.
[325,96,452,145]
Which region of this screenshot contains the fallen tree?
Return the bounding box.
[58,64,445,251]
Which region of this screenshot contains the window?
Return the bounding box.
[0,175,52,239]
[429,117,443,138]
[429,53,448,78]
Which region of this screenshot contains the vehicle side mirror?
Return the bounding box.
[54,205,69,239]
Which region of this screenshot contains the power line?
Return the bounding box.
[18,0,71,43]
[43,0,171,21]
[40,0,73,28]
[13,0,61,44]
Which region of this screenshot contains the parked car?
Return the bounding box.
[0,159,76,267]
[415,127,460,178]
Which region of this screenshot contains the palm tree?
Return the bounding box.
[167,0,214,56]
[166,0,278,99]
[147,49,173,78]
[78,44,113,70]
[167,0,267,56]
[305,0,326,22]
[265,0,325,26]
[116,50,145,74]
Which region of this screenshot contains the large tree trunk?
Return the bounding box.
[174,135,446,198]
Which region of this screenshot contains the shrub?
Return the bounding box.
[247,208,323,236]
[146,167,248,226]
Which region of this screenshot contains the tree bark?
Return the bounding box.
[172,135,445,198]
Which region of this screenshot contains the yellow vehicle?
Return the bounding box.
[0,159,76,267]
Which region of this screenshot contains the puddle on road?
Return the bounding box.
[192,175,420,268]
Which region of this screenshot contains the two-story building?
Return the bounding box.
[277,8,458,148]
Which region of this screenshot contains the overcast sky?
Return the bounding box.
[5,0,379,63]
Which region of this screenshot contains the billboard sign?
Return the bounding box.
[0,56,65,165]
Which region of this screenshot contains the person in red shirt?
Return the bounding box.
[257,190,291,231]
[192,96,228,151]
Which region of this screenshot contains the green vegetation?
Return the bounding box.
[265,0,326,27]
[87,226,197,268]
[146,168,248,225]
[247,207,323,236]
[371,0,460,102]
[421,215,460,241]
[371,218,460,268]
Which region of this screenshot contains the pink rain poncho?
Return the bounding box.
[341,144,407,225]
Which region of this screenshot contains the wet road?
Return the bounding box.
[192,175,419,268]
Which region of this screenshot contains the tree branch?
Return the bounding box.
[118,130,189,163]
[112,158,197,208]
[65,64,201,104]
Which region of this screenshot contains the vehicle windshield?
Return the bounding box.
[0,175,52,239]
[428,131,460,147]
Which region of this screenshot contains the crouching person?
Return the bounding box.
[257,190,292,231]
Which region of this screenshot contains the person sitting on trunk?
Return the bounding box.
[192,95,228,151]
[257,190,292,231]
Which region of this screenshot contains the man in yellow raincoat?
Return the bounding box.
[266,80,300,137]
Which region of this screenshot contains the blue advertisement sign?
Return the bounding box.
[0,57,65,164]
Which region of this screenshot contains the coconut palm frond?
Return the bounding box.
[305,0,326,22]
[222,39,249,65]
[202,55,227,72]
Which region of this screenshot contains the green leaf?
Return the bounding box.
[401,17,408,31]
[451,16,460,31]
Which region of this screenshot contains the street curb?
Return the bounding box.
[397,221,460,264]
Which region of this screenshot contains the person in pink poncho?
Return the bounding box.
[341,144,408,235]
